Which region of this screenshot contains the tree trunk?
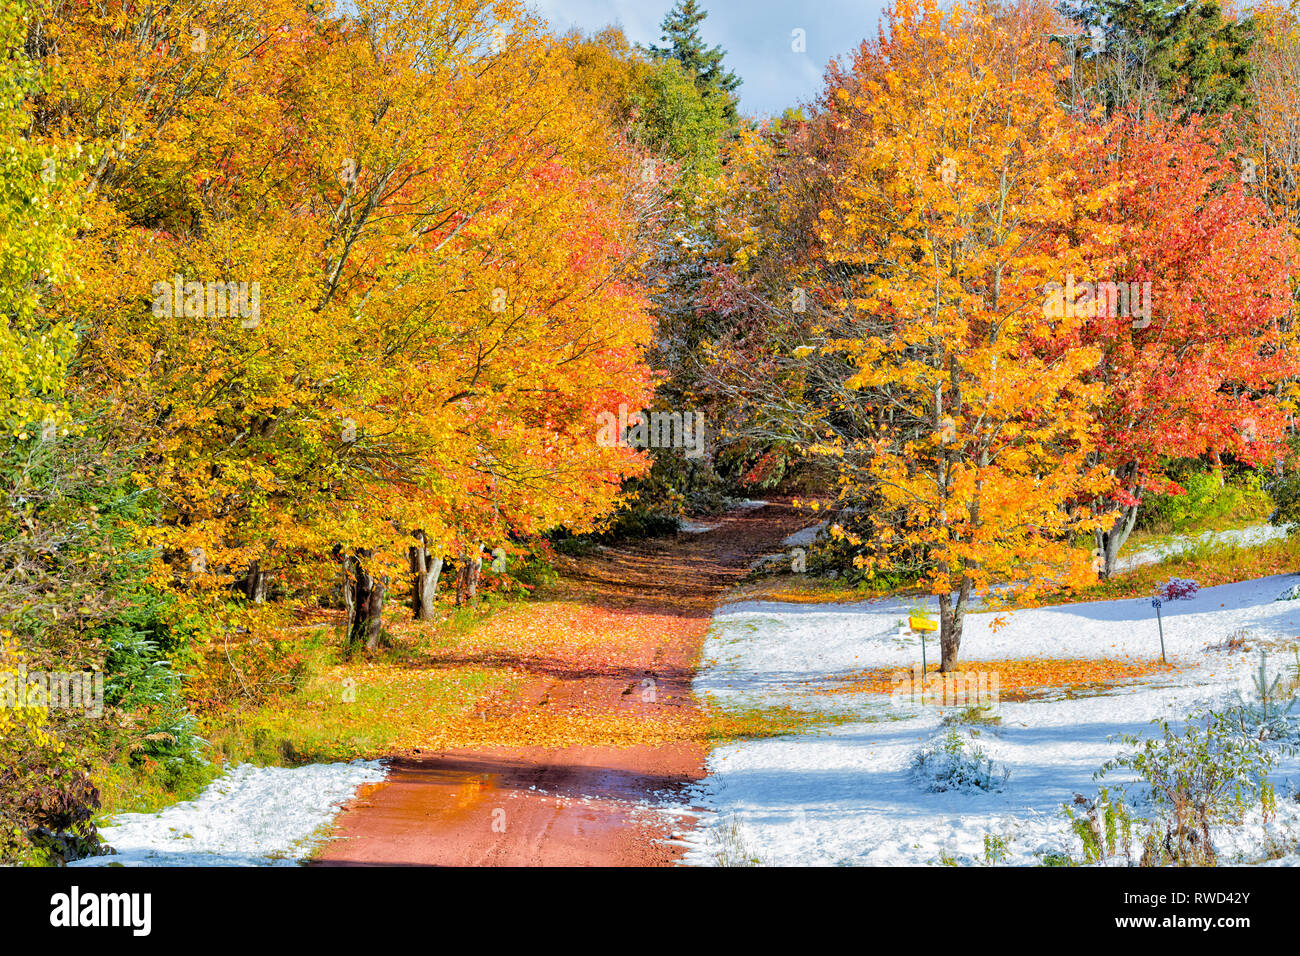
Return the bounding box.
[1097,501,1141,579]
[408,531,443,621]
[241,561,269,603]
[455,546,483,606]
[343,550,385,651]
[337,548,355,619]
[361,576,385,652]
[1094,461,1143,579]
[937,578,972,672]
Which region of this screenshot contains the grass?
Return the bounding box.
[206,661,507,764]
[727,573,898,605]
[93,601,515,820]
[95,755,225,818]
[1049,533,1300,606]
[201,603,519,764]
[710,812,770,866]
[699,697,850,741]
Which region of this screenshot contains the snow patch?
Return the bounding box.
[680,520,721,534]
[72,760,386,867]
[671,575,1300,866]
[782,522,825,548]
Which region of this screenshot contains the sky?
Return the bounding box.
[525,0,890,118]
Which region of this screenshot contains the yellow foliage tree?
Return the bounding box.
[815,0,1113,669]
[35,0,659,638]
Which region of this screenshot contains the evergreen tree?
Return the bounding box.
[1065,0,1256,116]
[648,0,741,122]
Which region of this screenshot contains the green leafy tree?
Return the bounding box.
[559,27,726,198]
[631,57,727,193]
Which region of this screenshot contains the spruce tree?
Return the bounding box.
[1066,0,1255,115]
[648,0,741,122]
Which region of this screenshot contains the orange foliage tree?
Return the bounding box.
[1063,113,1299,576]
[34,0,660,639]
[812,0,1113,669]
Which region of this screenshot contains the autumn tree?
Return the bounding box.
[1066,113,1298,576]
[37,0,658,637]
[811,0,1113,670]
[1247,1,1300,236]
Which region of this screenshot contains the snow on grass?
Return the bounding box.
[1117,524,1289,572]
[677,575,1300,866]
[72,761,386,866]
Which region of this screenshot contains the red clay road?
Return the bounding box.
[311,500,807,866]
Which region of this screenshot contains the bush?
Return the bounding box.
[1161,577,1200,600]
[191,629,308,711]
[1141,464,1271,534]
[911,725,1009,793]
[0,422,210,862]
[100,589,205,771]
[594,443,728,542]
[0,644,106,865]
[1096,711,1277,866]
[505,552,559,591]
[1223,650,1300,745]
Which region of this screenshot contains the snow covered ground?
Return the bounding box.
[782,522,825,548]
[72,761,386,866]
[1117,524,1290,571]
[672,573,1300,866]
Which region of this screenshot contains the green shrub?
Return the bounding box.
[1141,464,1271,534]
[911,724,1009,793]
[1095,711,1277,866]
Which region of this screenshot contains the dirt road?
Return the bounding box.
[312,500,807,866]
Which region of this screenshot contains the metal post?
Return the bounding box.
[1151,597,1166,664]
